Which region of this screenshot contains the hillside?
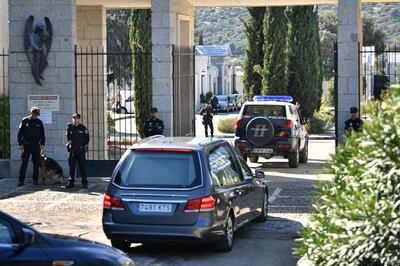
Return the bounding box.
[194,4,400,56]
[195,8,248,56]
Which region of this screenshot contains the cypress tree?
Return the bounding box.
[130,9,152,138]
[287,6,323,118]
[243,7,265,100]
[199,31,204,45]
[261,7,289,95]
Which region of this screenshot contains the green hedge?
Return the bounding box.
[305,111,334,134]
[297,85,400,265]
[217,117,236,133]
[0,95,10,159]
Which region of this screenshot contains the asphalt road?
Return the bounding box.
[0,139,335,266]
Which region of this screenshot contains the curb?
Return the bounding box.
[112,115,135,121]
[308,136,335,140]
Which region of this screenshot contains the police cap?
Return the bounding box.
[350,107,358,113]
[151,107,158,113]
[30,106,40,115]
[72,113,81,119]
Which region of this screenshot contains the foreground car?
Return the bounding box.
[0,211,134,266]
[103,137,268,252]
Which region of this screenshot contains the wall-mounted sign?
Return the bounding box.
[28,95,59,112]
[40,111,52,124]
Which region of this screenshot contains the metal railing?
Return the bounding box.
[359,45,400,101]
[75,46,150,161]
[0,48,9,159]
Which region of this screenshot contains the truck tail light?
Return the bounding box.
[235,119,242,128]
[285,120,294,129]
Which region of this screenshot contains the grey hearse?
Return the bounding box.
[102,136,269,252]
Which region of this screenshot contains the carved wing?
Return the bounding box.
[24,15,34,64]
[44,17,52,58]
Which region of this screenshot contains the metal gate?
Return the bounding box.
[75,46,150,175]
[0,48,9,159]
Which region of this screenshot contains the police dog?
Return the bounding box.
[38,154,64,185]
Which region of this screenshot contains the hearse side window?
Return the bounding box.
[239,157,253,180]
[208,144,242,187]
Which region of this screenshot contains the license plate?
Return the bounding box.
[252,148,273,154]
[139,203,172,213]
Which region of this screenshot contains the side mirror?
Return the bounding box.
[255,169,265,179]
[20,228,35,248]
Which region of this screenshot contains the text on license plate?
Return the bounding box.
[252,148,273,153]
[139,203,172,213]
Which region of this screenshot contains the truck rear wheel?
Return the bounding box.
[288,148,299,168]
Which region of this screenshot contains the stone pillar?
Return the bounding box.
[0,0,9,96]
[0,0,8,50]
[76,5,107,159]
[152,0,194,136]
[8,0,76,177]
[337,0,362,143]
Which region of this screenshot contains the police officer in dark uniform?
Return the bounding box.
[200,104,215,137]
[143,107,164,138]
[66,113,89,189]
[344,106,363,134]
[17,106,45,186]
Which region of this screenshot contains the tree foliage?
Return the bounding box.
[363,14,386,51]
[243,7,265,100]
[287,6,323,118]
[318,10,386,81]
[130,9,152,139]
[297,85,400,265]
[198,31,204,45]
[107,9,132,84]
[260,7,288,95]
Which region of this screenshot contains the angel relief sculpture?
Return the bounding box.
[24,16,53,86]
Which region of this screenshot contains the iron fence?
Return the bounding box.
[0,49,9,159]
[75,46,150,163]
[359,45,400,101]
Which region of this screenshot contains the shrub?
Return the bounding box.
[205,91,213,103]
[217,117,236,133]
[200,93,206,104]
[107,113,115,135]
[305,117,325,134]
[297,85,400,265]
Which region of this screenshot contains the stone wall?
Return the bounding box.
[8,0,76,178]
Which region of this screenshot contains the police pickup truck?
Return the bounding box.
[234,96,308,168]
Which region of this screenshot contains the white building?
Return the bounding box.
[194,45,243,110]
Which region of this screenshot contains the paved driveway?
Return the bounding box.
[0,139,334,266]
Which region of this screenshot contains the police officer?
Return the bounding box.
[17,106,45,186]
[345,106,363,134]
[143,107,164,137]
[66,113,89,189]
[200,104,215,137]
[210,95,219,112]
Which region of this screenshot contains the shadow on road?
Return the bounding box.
[125,215,301,266]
